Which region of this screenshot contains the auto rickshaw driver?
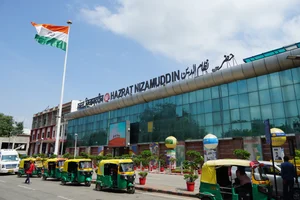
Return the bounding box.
[234,167,252,199]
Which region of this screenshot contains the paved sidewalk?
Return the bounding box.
[92,170,200,198]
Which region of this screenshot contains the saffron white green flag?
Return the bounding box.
[31,22,69,51]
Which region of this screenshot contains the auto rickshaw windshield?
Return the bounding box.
[120,163,134,172]
[79,161,92,169]
[58,160,65,167]
[253,166,269,181]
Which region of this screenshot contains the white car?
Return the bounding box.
[232,161,300,199]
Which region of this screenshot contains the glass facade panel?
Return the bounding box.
[259,90,271,105]
[284,101,298,117]
[257,75,269,90]
[67,67,300,147]
[269,72,281,88]
[270,88,283,103]
[247,78,258,92]
[249,92,259,106]
[282,85,296,101]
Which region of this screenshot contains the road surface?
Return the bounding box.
[0,174,197,200]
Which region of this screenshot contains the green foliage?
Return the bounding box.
[19,154,28,159]
[50,154,57,158]
[0,113,14,137]
[80,152,89,158]
[184,174,199,182]
[233,149,251,160]
[138,171,148,178]
[0,113,24,137]
[295,149,300,159]
[63,153,71,159]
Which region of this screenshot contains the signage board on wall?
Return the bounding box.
[108,121,130,147]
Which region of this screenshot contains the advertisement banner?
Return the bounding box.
[149,142,159,155]
[204,147,217,162]
[97,146,104,156]
[243,137,263,161]
[272,147,284,161]
[108,121,127,147]
[129,144,138,156]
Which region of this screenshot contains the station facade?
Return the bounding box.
[65,43,300,160]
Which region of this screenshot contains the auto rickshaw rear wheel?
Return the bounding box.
[17,173,22,177]
[127,187,135,194]
[61,180,66,185]
[37,174,42,178]
[85,181,91,187]
[42,176,47,180]
[95,183,102,191]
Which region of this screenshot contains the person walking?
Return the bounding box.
[25,160,35,184]
[281,156,295,200]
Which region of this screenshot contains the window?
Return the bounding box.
[259,90,271,105]
[237,80,247,94]
[221,84,229,97]
[282,85,295,101]
[211,86,219,99]
[249,92,260,106]
[261,105,273,119]
[270,88,283,103]
[247,77,258,92]
[280,70,293,86]
[203,88,211,100]
[239,94,249,108]
[272,103,285,119]
[228,82,238,95]
[257,75,269,90]
[229,95,238,109]
[284,101,298,117]
[269,72,281,88]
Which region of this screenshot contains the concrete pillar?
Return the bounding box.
[86,147,91,154]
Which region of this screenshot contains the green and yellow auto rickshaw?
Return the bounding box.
[95,159,135,194]
[60,159,93,186]
[42,158,67,180]
[199,159,274,200]
[17,158,42,177]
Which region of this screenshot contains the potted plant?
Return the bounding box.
[184,173,199,191]
[233,149,250,160]
[159,159,166,172]
[138,171,148,185]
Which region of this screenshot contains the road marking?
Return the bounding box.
[17,185,35,190]
[58,196,73,200]
[143,192,196,200]
[0,180,6,183]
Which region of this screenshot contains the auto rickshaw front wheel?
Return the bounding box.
[85,181,91,187]
[127,186,135,194]
[37,174,42,178]
[95,183,102,191]
[17,173,22,178]
[200,197,211,200]
[42,176,47,181]
[61,180,66,185]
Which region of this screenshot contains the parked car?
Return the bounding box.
[232,161,300,199]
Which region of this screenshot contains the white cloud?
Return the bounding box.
[79,0,300,67]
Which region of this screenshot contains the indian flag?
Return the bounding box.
[31,22,69,51]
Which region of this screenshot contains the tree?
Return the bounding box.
[0,113,24,137]
[0,113,14,137]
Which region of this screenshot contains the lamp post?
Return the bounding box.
[60,119,66,156]
[74,133,78,159]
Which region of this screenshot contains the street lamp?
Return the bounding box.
[74,133,78,159]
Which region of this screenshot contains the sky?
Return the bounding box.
[1,0,300,129]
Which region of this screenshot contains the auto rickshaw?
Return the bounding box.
[199,159,274,200]
[35,157,44,174]
[95,159,135,194]
[60,159,93,186]
[42,158,67,180]
[17,158,42,177]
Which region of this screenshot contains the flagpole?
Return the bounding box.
[54,20,72,156]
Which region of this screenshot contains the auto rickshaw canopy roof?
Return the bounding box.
[99,159,133,166]
[19,158,36,168]
[62,159,92,172]
[201,159,260,185]
[46,158,67,163]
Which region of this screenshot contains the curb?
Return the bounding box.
[91,180,198,198]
